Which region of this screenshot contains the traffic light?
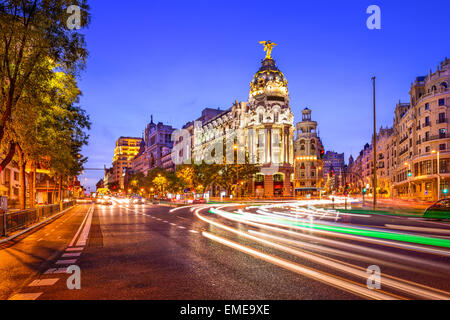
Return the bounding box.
[363,188,367,194]
[407,170,412,177]
[443,188,449,195]
[345,183,350,191]
[319,149,325,159]
[329,169,335,177]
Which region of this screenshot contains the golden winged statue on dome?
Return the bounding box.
[259,40,277,59]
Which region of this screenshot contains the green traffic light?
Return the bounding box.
[444,189,448,194]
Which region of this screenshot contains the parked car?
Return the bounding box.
[424,199,450,220]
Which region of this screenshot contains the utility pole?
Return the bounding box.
[372,77,377,210]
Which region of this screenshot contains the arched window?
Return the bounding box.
[441,82,448,89]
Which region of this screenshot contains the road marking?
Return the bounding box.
[29,278,59,286]
[44,268,68,274]
[189,230,198,233]
[69,206,92,247]
[178,226,186,229]
[56,259,77,265]
[163,220,168,223]
[62,252,81,258]
[76,206,94,246]
[9,293,43,300]
[385,224,450,235]
[66,247,84,252]
[170,223,177,226]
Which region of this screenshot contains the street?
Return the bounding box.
[1,201,449,300]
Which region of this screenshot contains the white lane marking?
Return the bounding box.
[65,247,84,252]
[9,293,43,300]
[62,252,81,258]
[69,206,92,247]
[178,226,186,229]
[189,230,198,233]
[44,268,68,274]
[56,259,77,265]
[163,220,168,223]
[37,238,43,242]
[170,223,177,226]
[202,231,397,300]
[385,224,450,235]
[29,278,59,286]
[76,206,94,247]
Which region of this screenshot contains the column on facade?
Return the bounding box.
[283,171,291,197]
[264,174,274,198]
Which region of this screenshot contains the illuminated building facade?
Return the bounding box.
[108,136,142,190]
[293,108,324,196]
[180,44,295,197]
[348,58,450,201]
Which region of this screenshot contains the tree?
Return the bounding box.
[0,0,90,171]
[152,174,168,197]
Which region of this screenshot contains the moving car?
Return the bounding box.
[193,198,207,204]
[423,199,450,220]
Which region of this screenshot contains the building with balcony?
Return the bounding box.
[349,58,450,201]
[175,45,295,197]
[293,108,324,196]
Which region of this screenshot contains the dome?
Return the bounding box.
[249,58,288,99]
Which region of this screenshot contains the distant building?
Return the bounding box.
[105,136,142,190]
[96,179,104,190]
[293,108,324,196]
[323,151,345,192]
[131,116,176,175]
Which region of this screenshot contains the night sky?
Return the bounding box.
[77,0,450,191]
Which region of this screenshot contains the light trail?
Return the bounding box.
[197,212,450,300]
[202,231,398,300]
[211,208,450,254]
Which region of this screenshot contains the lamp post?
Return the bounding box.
[372,76,377,210]
[432,150,440,200]
[404,162,412,199]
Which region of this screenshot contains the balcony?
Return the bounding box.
[437,118,448,124]
[422,133,450,143]
[423,122,431,128]
[399,136,409,144]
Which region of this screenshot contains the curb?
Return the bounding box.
[0,205,77,245]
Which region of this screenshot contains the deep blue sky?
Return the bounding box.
[77,0,450,191]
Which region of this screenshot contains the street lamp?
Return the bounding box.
[404,162,412,198]
[432,150,440,200]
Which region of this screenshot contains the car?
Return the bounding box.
[193,198,207,204]
[424,199,450,220]
[131,197,145,204]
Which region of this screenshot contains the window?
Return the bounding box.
[424,116,430,126]
[439,99,445,106]
[14,172,19,181]
[259,113,263,123]
[425,146,430,153]
[440,128,446,139]
[438,113,446,123]
[440,143,446,151]
[425,103,430,110]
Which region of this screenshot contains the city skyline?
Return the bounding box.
[77,0,450,190]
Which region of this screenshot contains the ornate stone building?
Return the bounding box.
[178,43,295,197]
[348,58,450,201]
[293,108,324,196]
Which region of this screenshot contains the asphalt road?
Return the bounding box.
[1,200,449,300]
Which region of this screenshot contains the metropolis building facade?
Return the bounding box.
[176,43,295,197]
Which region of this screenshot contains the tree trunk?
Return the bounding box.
[58,176,63,202]
[17,147,27,210]
[31,162,36,208]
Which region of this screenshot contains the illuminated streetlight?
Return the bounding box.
[432,150,441,200]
